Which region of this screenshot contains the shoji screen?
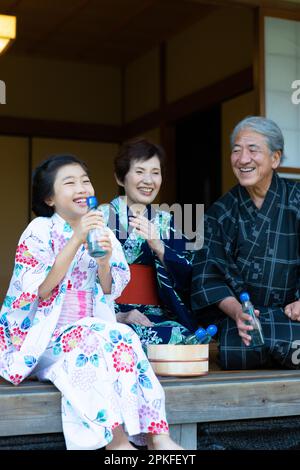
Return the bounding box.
[265,16,300,178]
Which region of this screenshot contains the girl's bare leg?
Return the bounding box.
[106,425,137,451]
[147,434,184,450]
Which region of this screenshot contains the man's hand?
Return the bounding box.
[235,307,260,347]
[284,300,300,322]
[218,296,260,347]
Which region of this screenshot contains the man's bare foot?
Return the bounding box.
[106,424,138,451]
[147,434,184,450]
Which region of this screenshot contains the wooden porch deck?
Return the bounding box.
[1,343,300,449]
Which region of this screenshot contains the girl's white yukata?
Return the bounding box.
[0,213,168,450]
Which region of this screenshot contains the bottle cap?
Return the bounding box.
[194,327,207,340]
[240,292,250,302]
[206,324,217,337]
[86,196,98,209]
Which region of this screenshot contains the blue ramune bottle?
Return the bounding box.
[86,196,107,258]
[240,292,264,347]
[184,324,218,345]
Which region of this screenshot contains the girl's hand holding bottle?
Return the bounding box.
[75,211,112,264]
[73,210,105,245]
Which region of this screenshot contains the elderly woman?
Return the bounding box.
[191,116,300,370]
[100,138,198,348]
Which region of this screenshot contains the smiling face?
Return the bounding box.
[231,129,281,194]
[45,163,94,222]
[117,156,162,208]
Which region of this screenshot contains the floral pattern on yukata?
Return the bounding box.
[0,213,168,449]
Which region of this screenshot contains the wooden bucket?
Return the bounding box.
[147,344,209,377]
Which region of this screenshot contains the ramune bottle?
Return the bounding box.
[240,292,264,347]
[184,324,218,345]
[86,196,107,258]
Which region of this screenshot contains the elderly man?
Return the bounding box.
[191,116,300,370]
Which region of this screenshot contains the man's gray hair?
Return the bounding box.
[230,116,285,162]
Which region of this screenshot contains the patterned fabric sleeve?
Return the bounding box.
[162,243,193,291]
[191,212,237,312]
[1,217,56,319]
[105,228,130,303]
[0,217,59,383]
[159,213,193,291]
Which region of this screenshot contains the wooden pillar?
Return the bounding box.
[170,423,197,450]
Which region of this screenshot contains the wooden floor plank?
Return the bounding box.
[2,351,300,438]
[2,368,300,436]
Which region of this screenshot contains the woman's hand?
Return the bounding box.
[73,210,105,245]
[117,309,154,327]
[129,213,164,258]
[235,306,260,347]
[284,300,300,322]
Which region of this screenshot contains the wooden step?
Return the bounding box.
[2,368,300,436]
[2,342,300,450]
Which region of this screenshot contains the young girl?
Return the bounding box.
[0,154,183,451]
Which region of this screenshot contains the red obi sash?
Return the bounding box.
[116,264,160,306]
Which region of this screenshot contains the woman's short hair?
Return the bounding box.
[32,154,89,217]
[114,137,166,184]
[230,116,286,162]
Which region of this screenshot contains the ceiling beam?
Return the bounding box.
[77,0,161,60]
[23,0,93,54]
